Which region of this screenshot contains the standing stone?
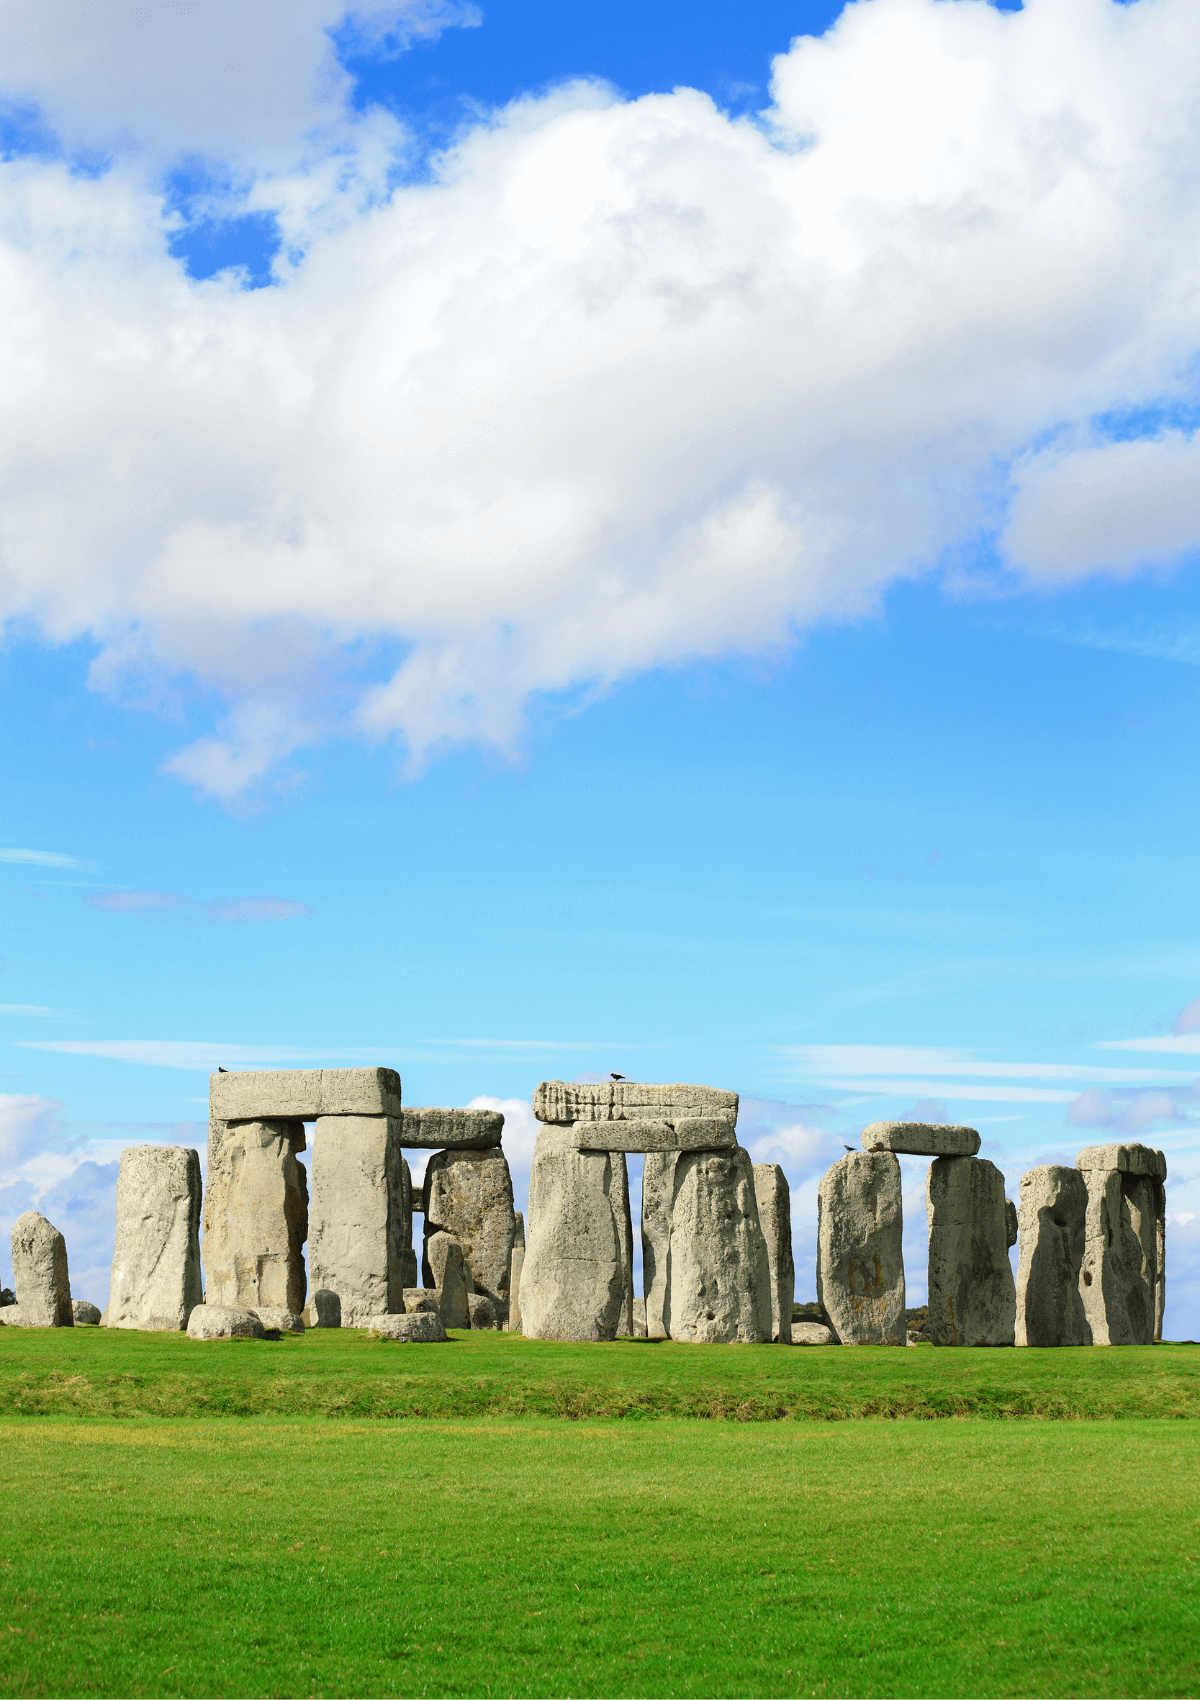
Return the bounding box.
[1005,1200,1018,1248]
[72,1300,102,1325]
[1014,1166,1089,1347]
[422,1147,516,1316]
[927,1156,1016,1347]
[506,1212,525,1333]
[11,1211,73,1327]
[611,1152,635,1338]
[664,1147,772,1344]
[753,1163,795,1344]
[816,1153,905,1346]
[632,1296,648,1337]
[641,1151,679,1340]
[399,1158,419,1290]
[1075,1145,1166,1346]
[305,1289,341,1327]
[308,1115,405,1326]
[203,1120,308,1315]
[521,1127,624,1342]
[425,1231,472,1329]
[107,1145,203,1331]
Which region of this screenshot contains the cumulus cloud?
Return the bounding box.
[0,1094,70,1169]
[1,0,1200,799]
[1174,997,1200,1035]
[1065,1082,1200,1135]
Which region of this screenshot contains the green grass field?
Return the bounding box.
[1,1331,1197,1698]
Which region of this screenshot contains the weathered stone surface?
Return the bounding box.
[468,1292,502,1329]
[641,1151,679,1341]
[210,1067,401,1123]
[664,1147,772,1344]
[0,1305,26,1326]
[521,1128,624,1342]
[305,1289,341,1328]
[507,1212,525,1333]
[862,1121,981,1157]
[570,1118,735,1153]
[107,1145,203,1331]
[1005,1199,1018,1248]
[611,1152,635,1337]
[203,1120,308,1315]
[425,1232,472,1329]
[793,1321,838,1345]
[187,1304,264,1340]
[753,1163,795,1345]
[816,1154,905,1345]
[927,1156,1016,1347]
[11,1211,72,1327]
[423,1146,516,1315]
[367,1312,448,1342]
[534,1080,738,1127]
[72,1300,102,1325]
[1078,1167,1163,1345]
[400,1107,504,1149]
[1014,1166,1088,1347]
[308,1115,404,1326]
[252,1307,304,1333]
[633,1296,648,1338]
[403,1288,441,1314]
[1076,1143,1167,1181]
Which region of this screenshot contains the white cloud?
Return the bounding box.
[779,1044,1196,1084]
[0,0,1199,797]
[0,847,90,868]
[18,1040,327,1069]
[1101,1035,1200,1055]
[0,1094,70,1169]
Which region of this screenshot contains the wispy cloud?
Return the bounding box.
[85,890,186,913]
[202,897,312,923]
[83,890,311,923]
[17,1040,328,1070]
[1099,1036,1200,1055]
[0,847,90,869]
[778,1044,1195,1085]
[0,1005,60,1017]
[1066,1084,1200,1136]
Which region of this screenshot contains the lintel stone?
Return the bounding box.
[862,1121,981,1157]
[1075,1143,1167,1180]
[569,1117,735,1154]
[210,1067,401,1123]
[533,1080,737,1127]
[401,1107,504,1150]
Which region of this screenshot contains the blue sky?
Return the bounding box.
[2,0,1199,1335]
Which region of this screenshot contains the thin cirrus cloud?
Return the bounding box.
[84,890,311,922]
[17,1040,329,1070]
[0,847,91,869]
[0,1,1199,803]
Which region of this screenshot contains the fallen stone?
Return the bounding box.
[210,1067,402,1123]
[507,1212,525,1333]
[570,1118,735,1153]
[1014,1165,1089,1347]
[400,1107,504,1149]
[664,1146,772,1344]
[816,1154,905,1346]
[1075,1143,1167,1181]
[1005,1198,1018,1249]
[862,1121,981,1157]
[308,1115,405,1326]
[753,1163,795,1344]
[641,1151,679,1341]
[0,1305,25,1326]
[520,1127,625,1341]
[203,1119,308,1315]
[468,1292,502,1329]
[403,1288,441,1315]
[252,1307,304,1333]
[1078,1166,1163,1345]
[793,1321,838,1345]
[633,1296,648,1338]
[11,1211,73,1327]
[305,1289,341,1328]
[927,1156,1016,1346]
[107,1145,203,1331]
[367,1312,448,1342]
[534,1080,738,1127]
[423,1146,516,1315]
[425,1232,473,1329]
[72,1300,102,1325]
[187,1304,265,1340]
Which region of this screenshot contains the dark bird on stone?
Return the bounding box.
[218,1066,229,1072]
[843,1144,854,1152]
[610,1072,626,1081]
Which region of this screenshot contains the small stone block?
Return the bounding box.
[252,1307,304,1333]
[400,1107,504,1149]
[186,1304,265,1340]
[72,1300,102,1325]
[367,1312,449,1342]
[861,1121,981,1157]
[1075,1143,1167,1180]
[210,1067,402,1123]
[792,1322,838,1345]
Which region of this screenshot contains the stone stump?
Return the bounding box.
[11,1212,72,1326]
[203,1119,308,1315]
[664,1147,772,1344]
[753,1162,795,1344]
[107,1145,203,1331]
[927,1156,1016,1346]
[506,1211,525,1333]
[422,1146,516,1317]
[641,1151,679,1340]
[1076,1144,1166,1345]
[816,1152,905,1345]
[425,1231,472,1328]
[520,1127,625,1341]
[1014,1165,1088,1347]
[308,1115,405,1326]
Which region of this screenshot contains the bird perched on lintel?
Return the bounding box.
[610,1072,627,1081]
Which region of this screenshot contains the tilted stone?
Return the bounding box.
[1014,1165,1088,1347]
[403,1288,441,1315]
[368,1312,448,1342]
[187,1304,264,1340]
[816,1153,905,1346]
[72,1300,102,1325]
[400,1107,504,1149]
[611,1152,635,1337]
[569,1117,735,1153]
[1078,1166,1164,1345]
[1075,1143,1167,1181]
[664,1147,773,1344]
[507,1212,525,1333]
[533,1080,738,1127]
[423,1146,516,1315]
[927,1156,1016,1347]
[641,1151,679,1341]
[753,1164,795,1344]
[107,1145,203,1332]
[862,1121,981,1157]
[793,1321,838,1345]
[308,1115,405,1327]
[425,1231,472,1329]
[203,1120,308,1316]
[520,1127,625,1342]
[210,1066,401,1123]
[11,1211,73,1327]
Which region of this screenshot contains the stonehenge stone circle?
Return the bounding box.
[368,1312,449,1342]
[401,1107,504,1149]
[641,1151,678,1341]
[862,1121,981,1157]
[927,1156,1016,1346]
[816,1153,905,1345]
[72,1300,102,1325]
[209,1067,401,1122]
[1014,1165,1088,1347]
[507,1211,525,1333]
[11,1211,73,1327]
[520,1127,625,1342]
[1076,1144,1165,1345]
[309,1114,405,1326]
[611,1151,636,1337]
[425,1231,473,1329]
[663,1147,772,1344]
[106,1145,202,1331]
[753,1162,795,1344]
[423,1145,516,1315]
[569,1118,735,1153]
[187,1304,265,1340]
[204,1119,308,1315]
[534,1080,738,1127]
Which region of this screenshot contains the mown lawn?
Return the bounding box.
[0,1416,1197,1698]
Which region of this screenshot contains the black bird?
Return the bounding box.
[610,1072,626,1081]
[218,1066,229,1073]
[843,1144,854,1152]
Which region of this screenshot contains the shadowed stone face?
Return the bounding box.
[817,1152,905,1346]
[424,1232,473,1329]
[203,1120,308,1315]
[927,1156,1016,1347]
[1015,1165,1088,1347]
[664,1147,772,1345]
[507,1211,525,1333]
[641,1151,679,1341]
[1078,1166,1164,1345]
[107,1145,203,1331]
[308,1115,404,1326]
[753,1163,794,1344]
